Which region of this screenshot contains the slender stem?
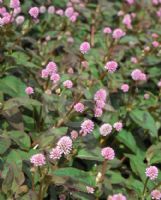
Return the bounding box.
[142,177,149,200]
[100,160,108,183]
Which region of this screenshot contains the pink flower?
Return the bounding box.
[74,102,85,113]
[152,41,159,48]
[101,147,115,160]
[13,7,21,16]
[152,33,159,38]
[95,100,106,109]
[48,6,55,14]
[67,37,74,44]
[41,69,49,78]
[125,0,135,5]
[81,119,94,136]
[25,87,34,95]
[80,42,90,54]
[112,28,125,39]
[122,14,132,29]
[50,73,60,84]
[63,80,73,88]
[144,46,150,52]
[15,15,24,25]
[39,6,46,14]
[10,0,20,9]
[86,186,95,194]
[49,147,62,160]
[100,123,112,136]
[158,80,161,87]
[29,7,39,19]
[57,136,73,155]
[131,57,138,64]
[30,153,46,167]
[103,27,112,34]
[70,130,78,140]
[146,166,158,180]
[108,193,127,200]
[151,190,161,200]
[152,0,159,5]
[81,61,88,68]
[105,61,118,73]
[117,10,124,16]
[121,84,129,93]
[94,89,107,102]
[65,7,74,17]
[113,122,123,132]
[144,93,150,99]
[131,69,147,81]
[46,61,57,75]
[56,9,64,16]
[94,107,103,117]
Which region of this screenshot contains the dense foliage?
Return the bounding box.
[0,0,161,199]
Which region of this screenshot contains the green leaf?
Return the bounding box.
[7,131,31,150]
[54,167,95,186]
[0,76,26,97]
[76,147,103,162]
[0,136,11,155]
[130,109,158,137]
[116,130,137,153]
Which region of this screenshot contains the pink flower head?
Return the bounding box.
[30,153,46,167]
[49,147,62,160]
[25,87,34,95]
[101,147,115,160]
[0,0,3,3]
[56,9,64,16]
[151,190,161,200]
[29,7,39,19]
[50,73,60,84]
[69,13,78,22]
[63,80,73,88]
[80,42,90,54]
[2,14,12,24]
[117,10,125,16]
[74,102,85,113]
[94,107,103,117]
[57,136,72,155]
[158,80,161,87]
[100,123,112,136]
[95,100,106,109]
[81,119,94,136]
[105,61,118,73]
[144,93,150,99]
[112,28,125,39]
[131,57,138,64]
[70,130,78,140]
[121,84,129,92]
[48,6,55,14]
[15,15,24,25]
[65,7,74,18]
[67,37,74,43]
[46,61,57,74]
[152,33,159,38]
[152,0,159,5]
[41,69,49,78]
[39,6,46,14]
[10,0,20,9]
[122,14,132,29]
[13,7,21,16]
[113,122,123,132]
[108,193,127,200]
[67,67,74,74]
[81,61,88,68]
[152,41,159,48]
[103,27,112,34]
[94,89,107,102]
[86,186,94,194]
[131,69,147,81]
[125,0,135,5]
[146,166,158,180]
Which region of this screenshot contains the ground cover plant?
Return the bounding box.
[0,0,161,199]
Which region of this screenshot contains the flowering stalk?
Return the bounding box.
[142,177,149,200]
